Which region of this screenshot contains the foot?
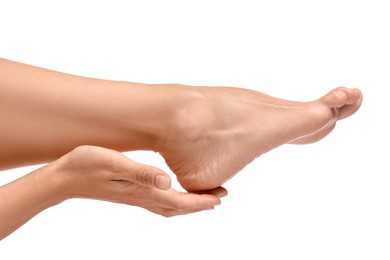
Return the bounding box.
[159,86,363,191]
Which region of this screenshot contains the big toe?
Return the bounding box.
[338,88,363,120]
[320,87,363,120]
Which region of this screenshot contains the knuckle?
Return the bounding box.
[118,168,129,181]
[135,167,150,186]
[172,200,186,211]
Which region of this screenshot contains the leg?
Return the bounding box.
[0,58,177,169]
[0,58,362,191]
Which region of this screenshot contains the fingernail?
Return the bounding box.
[218,191,228,198]
[205,206,215,210]
[155,175,170,190]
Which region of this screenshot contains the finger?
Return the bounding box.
[113,155,171,190]
[192,186,228,198]
[149,188,222,210]
[132,164,171,190]
[145,206,214,217]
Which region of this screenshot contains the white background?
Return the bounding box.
[0,0,389,259]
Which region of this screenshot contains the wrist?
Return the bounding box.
[40,160,73,204]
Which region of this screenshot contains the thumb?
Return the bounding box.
[135,164,171,190]
[116,158,171,190]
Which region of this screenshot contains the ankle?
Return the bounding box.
[157,85,211,152]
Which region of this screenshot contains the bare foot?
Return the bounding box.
[159,86,363,191]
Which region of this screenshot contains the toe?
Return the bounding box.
[338,88,363,120]
[320,87,363,120]
[320,87,349,108]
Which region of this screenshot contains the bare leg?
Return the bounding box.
[0,58,362,191]
[0,58,177,169]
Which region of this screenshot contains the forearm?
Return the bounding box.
[0,163,65,240]
[0,58,179,169]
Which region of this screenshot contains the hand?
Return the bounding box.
[55,145,226,217]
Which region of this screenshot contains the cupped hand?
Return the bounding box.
[55,145,226,217]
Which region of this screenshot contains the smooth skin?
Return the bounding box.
[0,58,363,190]
[0,145,226,240]
[0,58,363,239]
[164,85,363,190]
